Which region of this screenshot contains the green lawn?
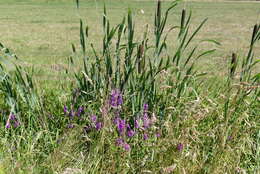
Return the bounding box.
[0,0,259,76]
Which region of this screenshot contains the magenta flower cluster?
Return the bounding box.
[63,105,85,128]
[63,89,160,152]
[83,114,103,133]
[115,138,131,151]
[177,143,184,152]
[84,89,123,133]
[112,95,158,151]
[5,113,20,129]
[109,89,123,108]
[133,103,158,140]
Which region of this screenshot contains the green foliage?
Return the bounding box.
[68,0,218,117]
[0,0,259,173]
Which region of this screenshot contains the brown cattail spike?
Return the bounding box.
[157,1,161,21]
[230,53,237,79]
[251,24,258,46]
[180,9,186,37]
[156,0,161,30]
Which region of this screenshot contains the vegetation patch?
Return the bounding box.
[0,0,259,173]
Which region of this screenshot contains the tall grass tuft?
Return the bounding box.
[68,0,218,116]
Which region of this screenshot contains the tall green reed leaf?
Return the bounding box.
[69,0,217,115]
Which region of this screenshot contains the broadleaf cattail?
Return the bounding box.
[179,9,186,37]
[157,0,161,26]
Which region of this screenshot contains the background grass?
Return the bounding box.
[0,0,259,80]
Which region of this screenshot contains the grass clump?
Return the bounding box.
[0,0,259,173]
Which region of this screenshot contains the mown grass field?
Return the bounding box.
[0,0,259,174]
[0,0,259,77]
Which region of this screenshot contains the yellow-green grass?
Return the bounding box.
[0,1,259,173]
[0,0,259,83]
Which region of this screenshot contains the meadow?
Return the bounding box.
[0,0,259,79]
[0,0,260,173]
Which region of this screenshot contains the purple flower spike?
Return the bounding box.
[123,143,131,151]
[143,103,148,112]
[134,119,140,129]
[143,133,148,140]
[13,121,20,128]
[127,129,135,137]
[69,110,75,118]
[10,114,16,120]
[117,119,126,135]
[95,122,103,131]
[5,122,11,129]
[142,114,150,129]
[77,106,84,116]
[115,138,124,146]
[63,106,68,114]
[156,132,161,138]
[90,115,97,123]
[177,143,184,152]
[113,117,120,125]
[110,89,123,107]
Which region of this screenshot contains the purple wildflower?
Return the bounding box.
[113,117,120,125]
[143,133,149,140]
[6,113,20,129]
[77,106,84,116]
[10,113,16,120]
[90,115,97,123]
[156,132,161,138]
[115,138,124,146]
[5,121,11,129]
[143,103,148,112]
[123,143,131,151]
[13,120,20,128]
[110,89,123,107]
[134,119,140,129]
[177,143,184,152]
[142,104,151,129]
[142,113,150,129]
[127,129,135,137]
[63,106,68,114]
[117,119,126,135]
[69,110,75,118]
[95,122,103,131]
